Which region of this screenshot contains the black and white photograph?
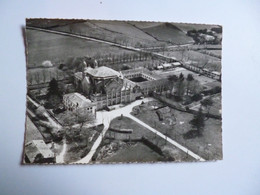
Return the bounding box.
[23,18,222,164]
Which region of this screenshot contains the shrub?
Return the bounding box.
[191,93,203,101]
[183,130,201,139]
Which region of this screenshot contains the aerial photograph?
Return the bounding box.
[23,19,222,164]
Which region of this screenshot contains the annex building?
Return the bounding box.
[63,92,96,115]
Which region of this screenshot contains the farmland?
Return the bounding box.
[155,67,218,86]
[129,21,194,44]
[26,29,137,67]
[50,20,164,48]
[158,50,221,71]
[174,23,221,33]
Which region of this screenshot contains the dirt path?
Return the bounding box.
[56,141,67,163]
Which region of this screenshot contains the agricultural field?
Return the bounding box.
[174,23,221,33]
[27,19,85,28]
[155,67,217,86]
[198,49,222,58]
[131,101,222,160]
[158,50,221,71]
[50,20,164,48]
[26,29,137,67]
[129,22,194,44]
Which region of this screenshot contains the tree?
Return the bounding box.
[175,73,185,98]
[46,78,62,108]
[201,97,213,117]
[168,75,178,82]
[189,107,205,135]
[76,110,95,131]
[186,74,194,95]
[47,78,61,97]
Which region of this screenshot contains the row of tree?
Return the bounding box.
[168,73,202,100]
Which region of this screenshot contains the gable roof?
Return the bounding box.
[63,92,93,108]
[85,66,120,78]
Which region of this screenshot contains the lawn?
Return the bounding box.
[94,116,196,163]
[109,116,151,139]
[102,142,166,163]
[25,116,44,143]
[132,100,222,160]
[26,29,137,67]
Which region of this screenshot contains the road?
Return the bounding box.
[56,140,67,163]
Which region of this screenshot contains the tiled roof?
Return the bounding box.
[63,92,93,108]
[85,66,120,78]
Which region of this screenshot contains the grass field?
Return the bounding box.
[155,67,217,86]
[132,101,222,160]
[96,116,195,162]
[129,22,194,44]
[27,19,85,28]
[159,50,221,71]
[25,116,44,143]
[26,29,137,67]
[102,142,166,163]
[50,20,163,48]
[174,23,220,33]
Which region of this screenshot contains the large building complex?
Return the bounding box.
[73,65,172,110]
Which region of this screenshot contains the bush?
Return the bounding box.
[202,86,221,96]
[191,94,203,101]
[183,130,201,139]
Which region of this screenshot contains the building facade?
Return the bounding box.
[63,92,96,115]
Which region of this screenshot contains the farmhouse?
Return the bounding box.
[63,92,96,115]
